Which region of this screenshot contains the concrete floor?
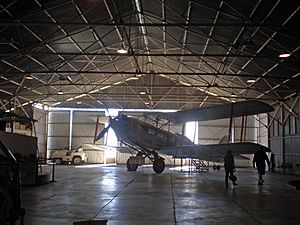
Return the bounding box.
[22,165,300,225]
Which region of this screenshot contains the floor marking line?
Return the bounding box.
[209,178,263,225]
[170,174,178,225]
[91,177,136,219]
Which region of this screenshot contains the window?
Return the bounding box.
[148,128,155,135]
[168,135,176,143]
[157,132,167,140]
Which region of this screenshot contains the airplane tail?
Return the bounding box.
[219,135,228,144]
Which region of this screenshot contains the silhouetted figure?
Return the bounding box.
[253,147,270,185]
[224,150,238,188]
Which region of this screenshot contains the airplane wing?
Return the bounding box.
[157,142,270,162]
[153,100,273,123]
[82,144,137,155]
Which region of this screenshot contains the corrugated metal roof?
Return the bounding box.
[0,0,299,111]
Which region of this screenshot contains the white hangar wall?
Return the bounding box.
[198,115,268,168]
[33,107,48,159]
[269,96,300,175]
[198,115,267,145]
[43,108,269,167]
[198,119,230,144]
[72,111,105,149]
[47,110,70,154]
[46,109,106,161]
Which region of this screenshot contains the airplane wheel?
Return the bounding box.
[216,165,221,170]
[153,157,165,174]
[126,158,138,171]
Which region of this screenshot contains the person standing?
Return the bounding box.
[253,147,270,185]
[224,150,238,188]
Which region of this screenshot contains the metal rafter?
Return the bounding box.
[144,2,259,103]
[0,0,299,110]
[223,0,300,101]
[104,0,150,108]
[198,1,224,108]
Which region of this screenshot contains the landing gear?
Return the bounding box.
[121,142,165,174]
[126,157,138,171]
[153,157,165,174]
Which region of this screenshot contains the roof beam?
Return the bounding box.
[3,70,300,80]
[2,21,297,28]
[0,52,270,58]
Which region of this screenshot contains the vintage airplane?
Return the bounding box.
[95,100,274,173]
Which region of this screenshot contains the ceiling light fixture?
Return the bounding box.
[25,75,33,80]
[131,75,140,80]
[279,53,291,58]
[57,90,64,95]
[139,91,146,95]
[247,78,256,83]
[76,101,82,105]
[117,45,128,54]
[231,93,237,97]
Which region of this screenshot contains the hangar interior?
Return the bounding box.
[0,0,300,224]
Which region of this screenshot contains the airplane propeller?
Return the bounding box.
[95,113,121,141]
[96,124,110,141]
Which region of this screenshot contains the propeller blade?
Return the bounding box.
[95,125,110,141]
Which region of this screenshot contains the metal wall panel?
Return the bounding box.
[72,124,99,136]
[198,116,262,145]
[48,111,70,123]
[48,123,70,136]
[284,136,300,170]
[84,150,105,163]
[270,138,281,155]
[73,111,104,123]
[33,107,47,158]
[47,137,69,151]
[198,119,230,144]
[47,111,70,151]
[234,116,256,142]
[269,96,300,174]
[72,111,105,149]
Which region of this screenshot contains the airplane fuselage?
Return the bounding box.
[96,100,273,174]
[110,114,193,150]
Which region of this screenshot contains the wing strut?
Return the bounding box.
[227,103,234,143]
[240,114,245,142]
[181,123,186,135]
[244,116,248,141]
[93,116,99,144]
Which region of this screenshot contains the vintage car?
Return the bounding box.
[51,148,88,165]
